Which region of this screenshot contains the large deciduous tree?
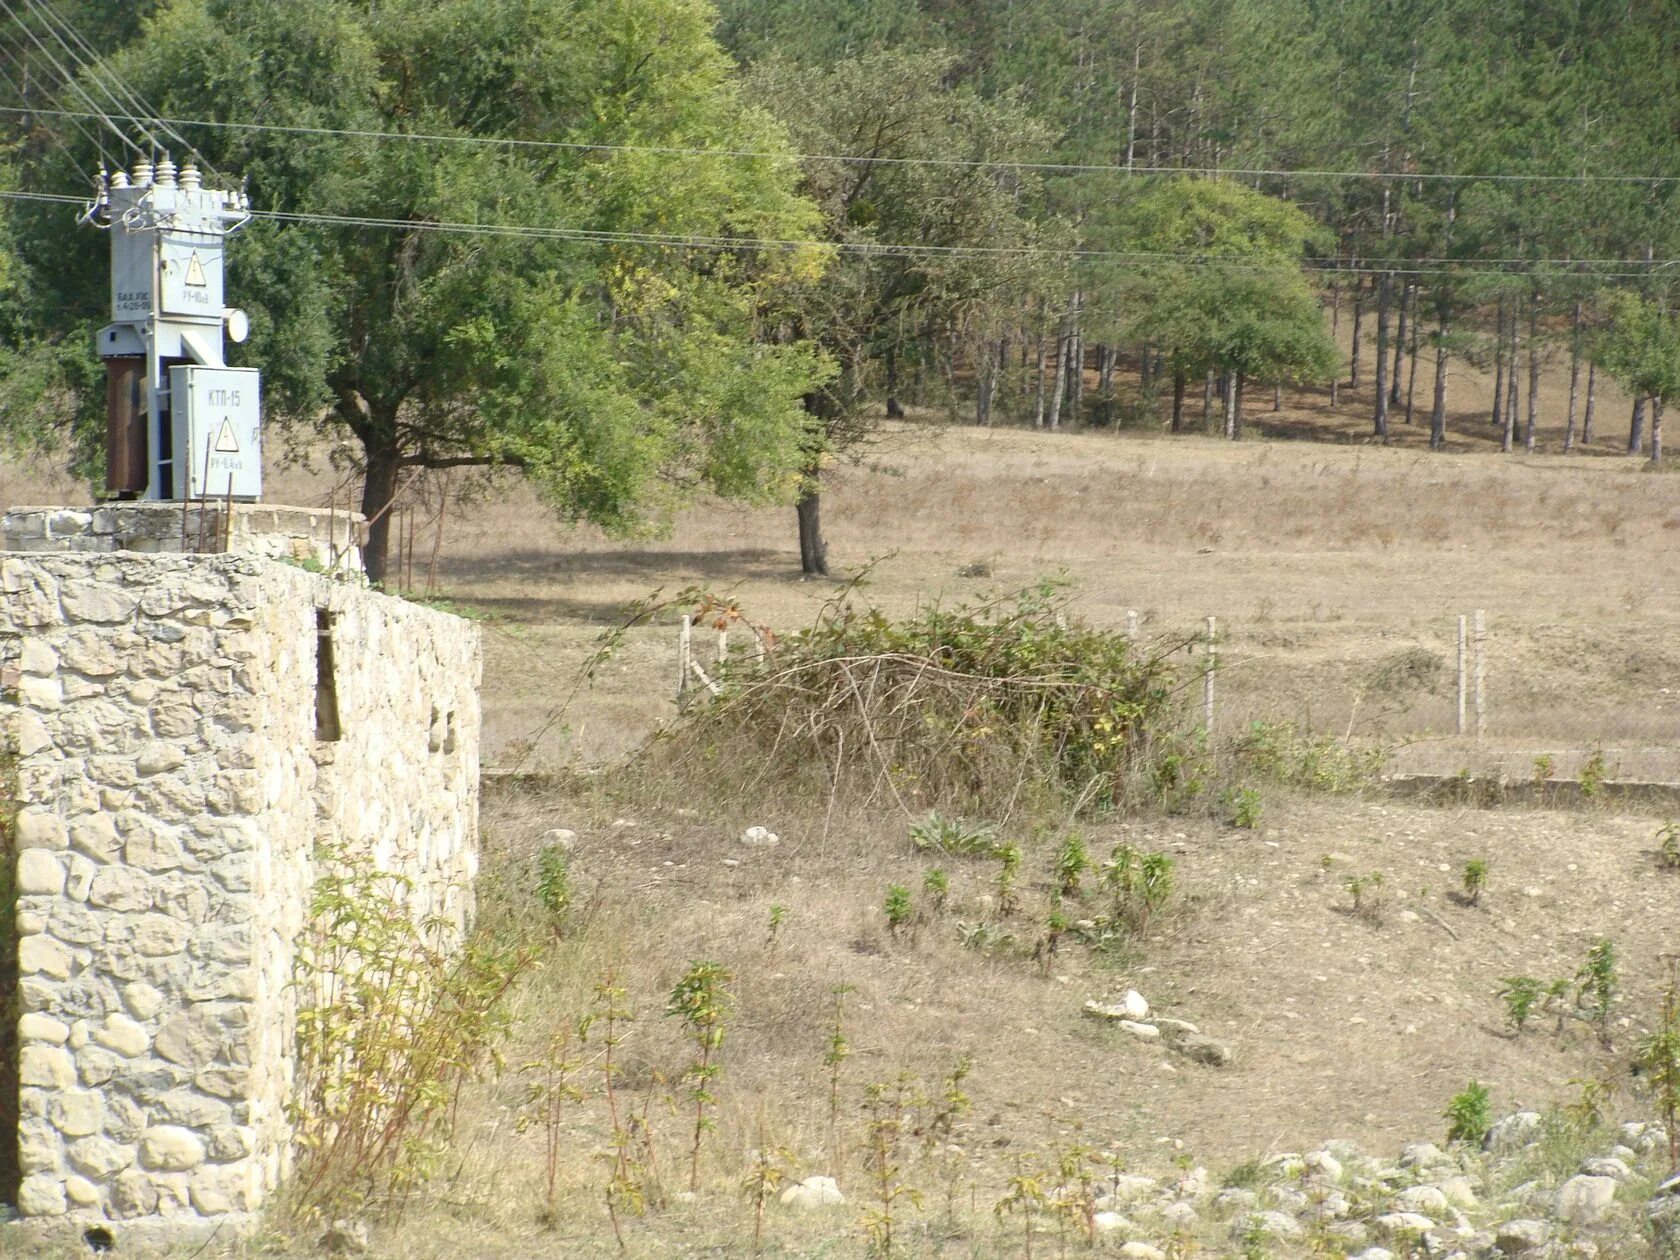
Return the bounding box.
[2,0,829,581]
[744,48,1063,575]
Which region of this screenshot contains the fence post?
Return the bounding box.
[678,614,692,700]
[1456,614,1468,737]
[717,626,728,665]
[1203,615,1216,733]
[1473,609,1486,742]
[1126,609,1139,640]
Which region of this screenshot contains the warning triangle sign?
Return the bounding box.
[213,418,240,453]
[184,252,208,287]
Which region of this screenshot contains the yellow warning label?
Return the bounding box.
[213,418,240,453]
[184,252,208,287]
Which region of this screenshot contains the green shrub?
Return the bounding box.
[535,842,573,932]
[1579,746,1609,798]
[1444,1081,1491,1145]
[909,811,1002,858]
[1054,831,1091,898]
[290,848,532,1219]
[1234,719,1383,793]
[1461,859,1488,907]
[655,582,1189,817]
[884,885,914,936]
[1227,786,1263,829]
[1497,976,1544,1033]
[1658,822,1680,871]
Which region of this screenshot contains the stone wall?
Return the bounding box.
[0,546,479,1241]
[1,503,361,575]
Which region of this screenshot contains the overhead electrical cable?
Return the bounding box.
[0,0,141,156]
[1,102,1678,187]
[2,187,1674,279]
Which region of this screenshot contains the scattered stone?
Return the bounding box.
[16,1175,67,1217]
[1351,1250,1395,1260]
[1161,1201,1199,1229]
[1174,1033,1233,1067]
[739,825,780,847]
[541,828,578,851]
[1153,1017,1200,1038]
[1495,1218,1550,1254]
[1118,1244,1165,1260]
[1092,1210,1130,1235]
[1399,1142,1446,1169]
[1213,1188,1258,1215]
[1485,1112,1544,1154]
[139,1124,206,1172]
[321,1219,371,1255]
[1555,1175,1616,1226]
[780,1175,844,1209]
[1395,1185,1450,1216]
[1373,1212,1436,1239]
[1120,989,1149,1019]
[1101,1175,1159,1206]
[1305,1150,1344,1184]
[1118,1020,1160,1039]
[1235,1210,1303,1242]
[1578,1156,1632,1182]
[1436,1175,1479,1209]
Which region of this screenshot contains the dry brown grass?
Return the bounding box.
[6,320,1680,1256]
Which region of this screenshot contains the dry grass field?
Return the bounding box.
[7,326,1680,1257]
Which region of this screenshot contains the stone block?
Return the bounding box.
[15,808,68,851]
[17,1174,69,1217]
[64,1175,100,1206]
[70,814,123,864]
[50,1089,105,1137]
[20,637,58,674]
[16,849,66,895]
[94,1013,151,1058]
[140,1125,206,1172]
[62,581,139,623]
[20,1044,77,1089]
[122,980,165,1020]
[19,934,73,979]
[19,1012,70,1044]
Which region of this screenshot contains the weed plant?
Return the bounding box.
[1462,859,1488,907]
[1234,719,1384,793]
[1444,1081,1491,1145]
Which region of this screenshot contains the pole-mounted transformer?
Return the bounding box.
[82,151,261,502]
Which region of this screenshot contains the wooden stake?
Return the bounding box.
[677,615,692,700]
[717,626,728,665]
[1473,609,1486,743]
[1456,614,1468,737]
[1126,609,1139,640]
[1203,615,1216,732]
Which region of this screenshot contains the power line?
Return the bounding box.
[0,0,139,155]
[2,102,1679,187]
[4,188,1672,279]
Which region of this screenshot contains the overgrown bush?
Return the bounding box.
[289,847,533,1220]
[1233,719,1384,793]
[650,583,1190,819]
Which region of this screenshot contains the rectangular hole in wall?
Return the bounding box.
[315,609,342,743]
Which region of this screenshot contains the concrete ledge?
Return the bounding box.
[1384,773,1680,811]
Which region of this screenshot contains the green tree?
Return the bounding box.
[1594,291,1680,466]
[2,0,829,581]
[745,48,1064,574]
[1093,177,1334,436]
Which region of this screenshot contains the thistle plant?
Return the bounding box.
[921,867,949,915]
[1577,938,1618,1047]
[1462,859,1488,907]
[666,960,733,1192]
[884,884,914,937]
[995,844,1023,917]
[1054,831,1091,899]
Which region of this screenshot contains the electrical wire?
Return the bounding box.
[3,187,1673,280]
[0,0,139,155]
[1,102,1678,187]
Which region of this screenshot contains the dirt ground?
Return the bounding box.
[5,321,1680,1255]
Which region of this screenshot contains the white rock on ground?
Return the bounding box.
[1485,1112,1544,1154]
[1118,1244,1166,1260]
[1494,1218,1550,1254]
[1100,1175,1160,1207]
[1436,1175,1479,1209]
[1578,1156,1632,1182]
[541,828,577,850]
[1555,1174,1616,1226]
[1091,1210,1130,1235]
[1304,1150,1344,1183]
[1121,989,1149,1019]
[1394,1185,1450,1215]
[740,825,780,847]
[1234,1210,1303,1242]
[1373,1212,1435,1239]
[1118,1020,1160,1039]
[780,1175,844,1209]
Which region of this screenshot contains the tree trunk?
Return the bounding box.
[1223,370,1238,440]
[1491,297,1506,430]
[1629,395,1647,455]
[884,347,904,418]
[1329,279,1341,406]
[796,482,829,577]
[976,339,996,427]
[1404,291,1421,425]
[1203,371,1214,430]
[1349,276,1364,390]
[1172,369,1186,432]
[1501,297,1518,453]
[1234,373,1246,437]
[1047,324,1069,431]
[1097,344,1115,426]
[1524,295,1539,454]
[1430,312,1450,451]
[1564,301,1582,451]
[1273,382,1282,411]
[1373,272,1391,442]
[1652,397,1665,468]
[1582,359,1597,443]
[359,435,401,586]
[1033,321,1047,427]
[1390,278,1409,406]
[1066,293,1084,422]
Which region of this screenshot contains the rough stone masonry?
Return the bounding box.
[0,504,480,1245]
